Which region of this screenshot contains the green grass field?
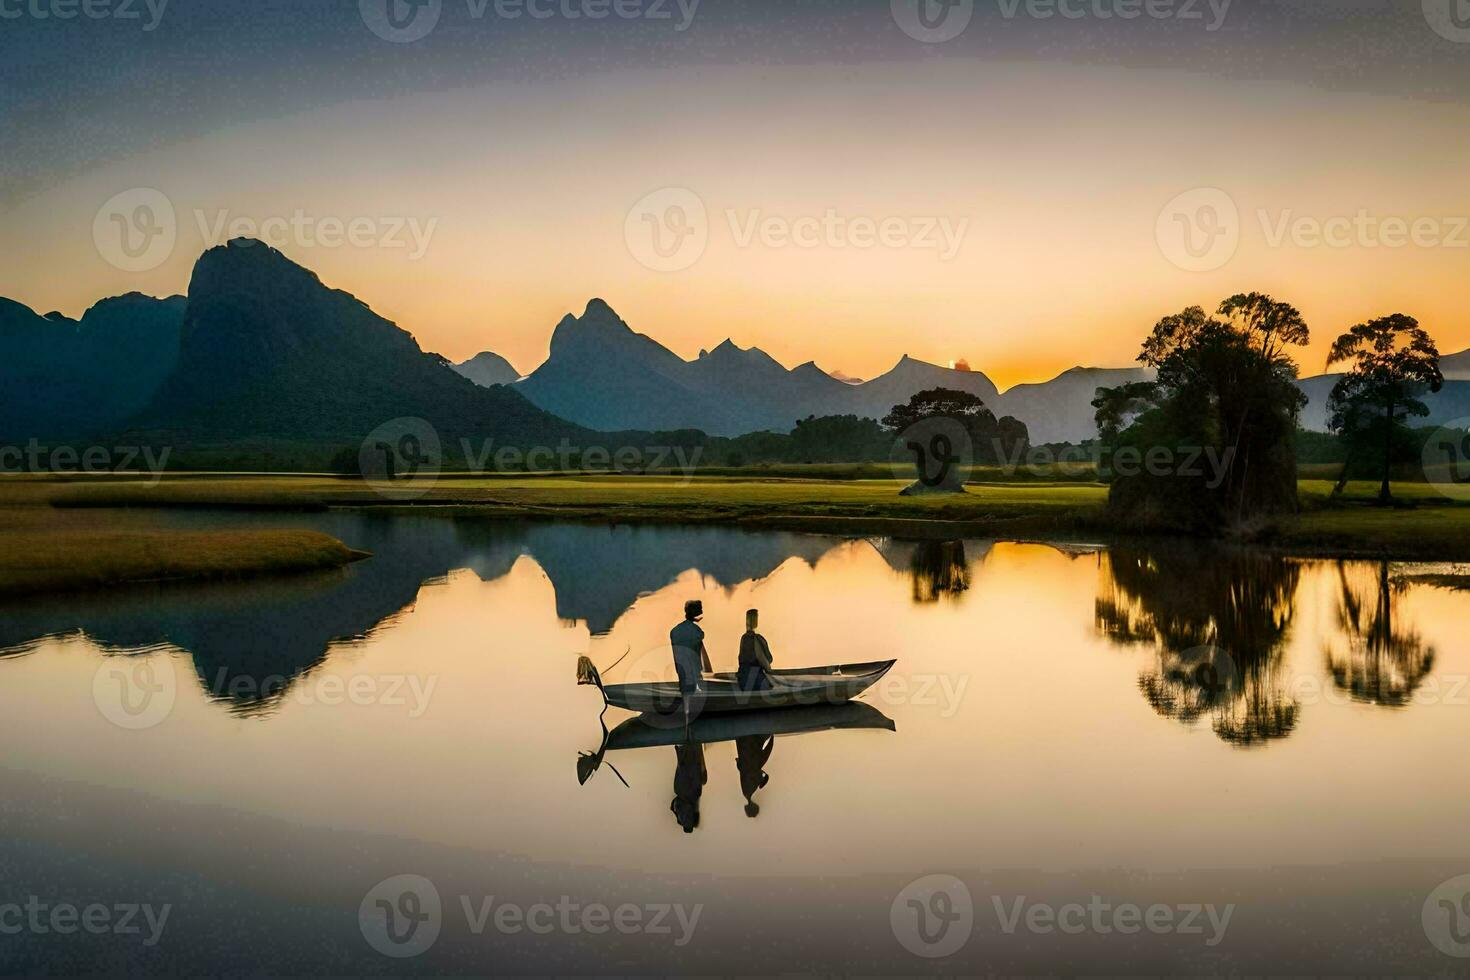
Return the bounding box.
[5,469,1470,596]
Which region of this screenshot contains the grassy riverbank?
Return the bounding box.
[5,471,1470,592]
[0,480,369,596]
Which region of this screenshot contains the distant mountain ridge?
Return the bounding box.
[7,254,1469,451]
[512,300,1003,437]
[0,292,186,441]
[452,351,521,387]
[470,304,1470,441]
[1295,372,1470,432]
[999,366,1156,444]
[126,239,593,453]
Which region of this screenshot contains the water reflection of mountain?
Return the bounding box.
[0,516,840,714]
[1096,545,1302,746]
[871,538,991,603]
[515,523,834,633]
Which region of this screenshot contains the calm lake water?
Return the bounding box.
[3,514,1470,974]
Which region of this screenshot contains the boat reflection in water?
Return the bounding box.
[579,702,897,832]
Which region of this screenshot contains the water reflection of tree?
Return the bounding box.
[1324,561,1434,707]
[910,540,970,603]
[1096,546,1301,746]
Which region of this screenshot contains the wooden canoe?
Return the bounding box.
[600,659,896,715]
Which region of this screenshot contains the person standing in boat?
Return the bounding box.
[669,600,713,724]
[737,608,776,692]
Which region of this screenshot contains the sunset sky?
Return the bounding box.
[4,0,1470,389]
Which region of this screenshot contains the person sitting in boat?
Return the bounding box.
[669,600,713,719]
[737,608,776,692]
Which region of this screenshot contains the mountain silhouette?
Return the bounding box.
[125,239,592,453]
[516,300,1003,436]
[453,351,521,387]
[0,292,186,441]
[1438,348,1470,381]
[1001,366,1155,444]
[1295,369,1470,432]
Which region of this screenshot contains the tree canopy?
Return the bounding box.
[1093,293,1309,533]
[1325,313,1443,503]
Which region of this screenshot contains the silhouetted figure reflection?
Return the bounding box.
[1326,560,1434,707]
[671,741,707,833]
[737,608,775,692]
[736,734,774,817]
[579,703,896,832]
[910,540,970,603]
[1096,545,1301,746]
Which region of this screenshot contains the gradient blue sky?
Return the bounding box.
[4,0,1470,385]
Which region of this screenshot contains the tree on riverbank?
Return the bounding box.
[1092,293,1309,533]
[882,387,1030,464]
[1325,314,1443,504]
